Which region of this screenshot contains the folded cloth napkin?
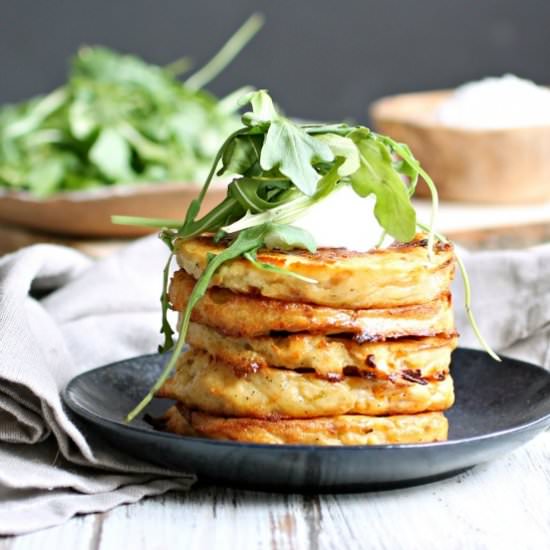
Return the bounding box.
[0,235,194,535]
[453,242,550,367]
[1,235,549,535]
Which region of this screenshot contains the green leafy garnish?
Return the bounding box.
[416,222,500,362]
[0,14,263,196]
[315,134,360,176]
[349,130,417,243]
[126,223,289,421]
[260,118,334,196]
[159,252,176,352]
[263,223,317,252]
[116,89,498,422]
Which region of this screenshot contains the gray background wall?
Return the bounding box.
[1,0,549,123]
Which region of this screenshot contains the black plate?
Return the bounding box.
[62,348,550,492]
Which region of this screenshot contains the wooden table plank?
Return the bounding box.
[316,434,550,550]
[4,515,97,550]
[4,433,547,550]
[97,489,314,550]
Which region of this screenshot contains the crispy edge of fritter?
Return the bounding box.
[175,233,455,309]
[186,321,457,382]
[156,349,455,419]
[170,270,456,339]
[160,405,449,445]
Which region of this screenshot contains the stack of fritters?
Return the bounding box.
[158,235,457,445]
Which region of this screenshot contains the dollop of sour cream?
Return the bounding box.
[292,185,389,252]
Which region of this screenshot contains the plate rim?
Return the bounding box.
[62,347,550,453]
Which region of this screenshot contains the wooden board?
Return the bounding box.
[0,223,132,258]
[1,432,549,549]
[415,198,550,249]
[0,183,226,238]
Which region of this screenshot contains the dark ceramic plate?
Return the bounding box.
[63,348,550,492]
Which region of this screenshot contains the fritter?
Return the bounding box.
[157,350,455,418]
[187,322,457,381]
[170,270,455,340]
[161,405,449,445]
[175,234,455,309]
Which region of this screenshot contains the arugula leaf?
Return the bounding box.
[184,14,264,91]
[377,133,439,255]
[111,216,183,229]
[228,177,293,213]
[216,86,255,115]
[349,130,416,242]
[313,161,344,199]
[179,128,246,235]
[241,89,278,127]
[73,46,177,101]
[382,139,420,193]
[264,223,317,252]
[416,222,500,362]
[3,88,67,140]
[249,89,277,121]
[222,162,342,233]
[158,252,175,352]
[218,135,263,176]
[126,224,268,422]
[68,97,97,139]
[89,127,133,181]
[260,118,334,196]
[26,157,66,198]
[314,134,360,176]
[173,195,244,240]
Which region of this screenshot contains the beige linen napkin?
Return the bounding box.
[453,243,550,367]
[0,235,549,535]
[0,236,194,535]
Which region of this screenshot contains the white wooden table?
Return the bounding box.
[1,432,548,550]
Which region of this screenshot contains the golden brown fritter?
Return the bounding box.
[187,322,457,381]
[161,405,449,445]
[175,233,455,309]
[157,350,455,418]
[170,270,455,340]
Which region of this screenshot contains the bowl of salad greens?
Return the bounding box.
[0,15,262,237]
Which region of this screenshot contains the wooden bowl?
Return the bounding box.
[370,90,550,204]
[0,181,227,238]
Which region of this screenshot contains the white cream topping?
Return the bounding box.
[292,184,390,252]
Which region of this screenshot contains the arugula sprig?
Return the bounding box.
[118,90,498,422]
[416,223,501,362]
[127,225,267,420]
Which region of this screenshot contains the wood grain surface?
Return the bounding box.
[1,432,548,550]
